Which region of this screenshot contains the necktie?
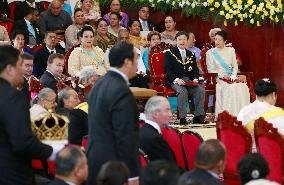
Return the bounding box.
[27,23,36,38]
[142,21,149,31]
[181,50,186,62]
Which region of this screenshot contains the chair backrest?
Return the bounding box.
[0,21,13,34]
[254,118,284,184]
[139,148,150,169]
[64,44,80,75]
[181,130,203,170]
[8,1,17,20]
[40,1,50,10]
[148,42,172,86]
[217,111,252,175]
[162,126,187,169]
[29,76,43,94]
[200,46,210,74]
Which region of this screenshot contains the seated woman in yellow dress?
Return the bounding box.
[128,19,148,49]
[68,26,107,77]
[94,18,117,52]
[206,30,250,117]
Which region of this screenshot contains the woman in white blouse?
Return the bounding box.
[206,30,250,117]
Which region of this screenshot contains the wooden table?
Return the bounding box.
[130,87,157,100]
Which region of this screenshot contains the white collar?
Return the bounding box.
[109,67,130,86]
[24,18,31,25]
[139,18,146,23]
[46,46,56,53]
[178,47,186,55]
[64,180,76,185]
[207,170,219,179]
[145,119,161,134]
[26,1,36,8]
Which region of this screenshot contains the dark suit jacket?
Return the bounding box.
[68,108,88,145]
[12,19,42,45]
[48,179,69,185]
[184,168,226,185]
[139,19,158,31]
[86,71,140,185]
[0,78,53,185]
[40,70,58,92]
[164,46,200,86]
[140,123,175,163]
[21,76,30,101]
[14,1,45,21]
[34,46,64,78]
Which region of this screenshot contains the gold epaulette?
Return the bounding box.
[75,102,88,114]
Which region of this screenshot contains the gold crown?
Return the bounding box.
[31,111,69,140]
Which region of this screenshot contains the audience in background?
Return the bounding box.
[11,30,33,54]
[39,0,72,36]
[34,31,64,77]
[238,153,269,185]
[12,7,42,46]
[103,0,129,27]
[40,53,64,92]
[30,87,57,119]
[94,18,117,52]
[65,8,86,51]
[161,15,178,46]
[48,146,88,185]
[68,67,98,145]
[97,161,129,185]
[80,0,101,23]
[68,25,106,77]
[57,87,80,117]
[187,32,201,62]
[20,53,34,99]
[128,19,147,49]
[142,31,161,72]
[14,0,45,21]
[108,12,124,37]
[138,6,157,31]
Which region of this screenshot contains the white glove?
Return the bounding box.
[230,75,238,81]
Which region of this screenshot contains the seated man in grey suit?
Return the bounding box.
[179,139,226,185]
[48,145,88,185]
[140,96,175,163]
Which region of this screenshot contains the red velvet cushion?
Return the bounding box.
[220,129,247,173]
[181,132,202,170]
[162,127,186,169]
[258,136,282,183]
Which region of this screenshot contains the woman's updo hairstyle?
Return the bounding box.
[254,78,277,97]
[215,30,227,41]
[78,25,95,38]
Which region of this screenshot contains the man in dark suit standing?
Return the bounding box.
[0,45,54,185]
[87,42,140,185]
[34,31,64,78]
[140,96,175,163]
[12,7,42,46]
[164,31,206,125]
[48,146,88,185]
[14,0,45,21]
[179,139,226,185]
[40,53,64,92]
[138,6,159,32]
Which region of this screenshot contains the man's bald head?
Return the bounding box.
[51,0,63,16]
